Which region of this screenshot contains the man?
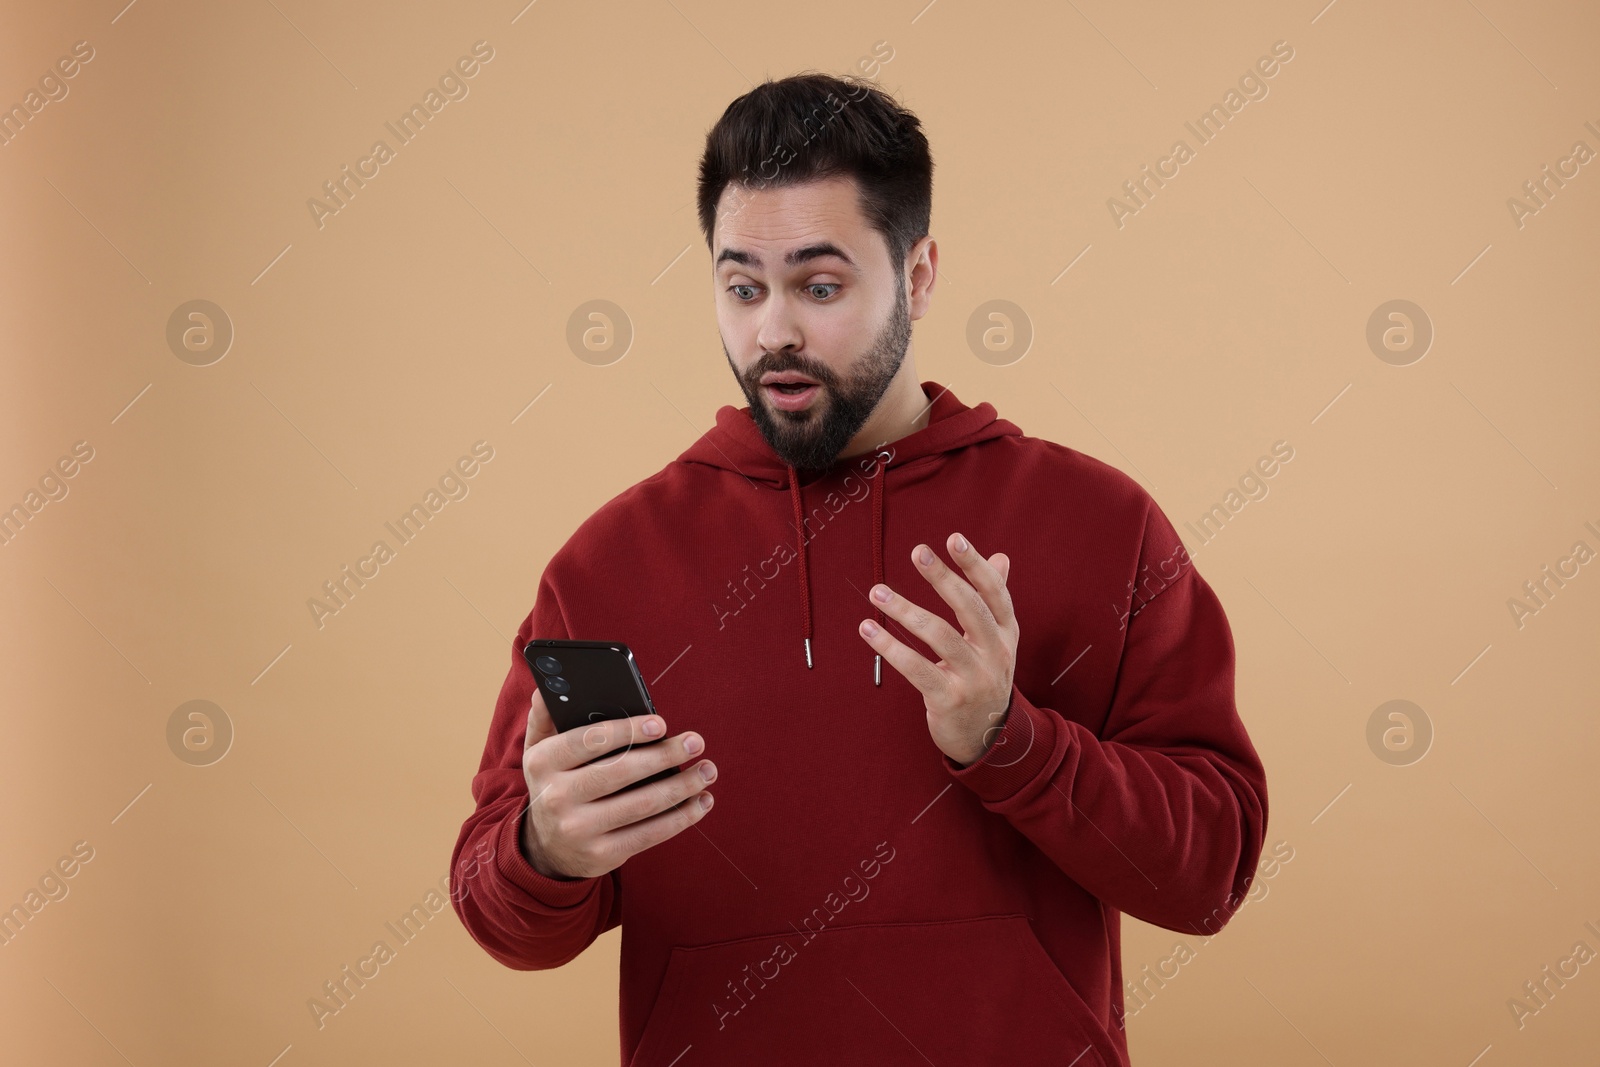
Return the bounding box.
[452,72,1268,1066]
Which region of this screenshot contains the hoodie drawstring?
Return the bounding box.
[788,465,814,670]
[870,450,887,686]
[788,449,892,684]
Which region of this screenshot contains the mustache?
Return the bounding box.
[749,356,836,386]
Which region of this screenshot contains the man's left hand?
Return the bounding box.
[858,532,1017,767]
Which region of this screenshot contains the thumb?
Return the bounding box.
[525,686,557,750]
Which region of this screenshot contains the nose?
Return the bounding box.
[755,290,802,356]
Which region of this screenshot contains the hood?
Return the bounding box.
[678,380,1022,683]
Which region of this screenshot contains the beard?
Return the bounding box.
[725,276,912,473]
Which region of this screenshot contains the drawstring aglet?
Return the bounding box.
[804,637,812,669]
[874,653,882,686]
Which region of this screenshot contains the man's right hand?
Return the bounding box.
[519,686,716,881]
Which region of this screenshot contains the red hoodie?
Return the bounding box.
[451,381,1268,1066]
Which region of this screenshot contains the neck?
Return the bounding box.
[839,363,929,460]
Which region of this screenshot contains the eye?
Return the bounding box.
[728,284,759,302]
[807,283,840,300]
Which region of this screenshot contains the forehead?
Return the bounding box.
[713,176,878,271]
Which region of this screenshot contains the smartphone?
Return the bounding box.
[521,639,678,796]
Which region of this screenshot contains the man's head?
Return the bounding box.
[697,73,935,472]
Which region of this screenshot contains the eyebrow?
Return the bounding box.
[715,242,857,272]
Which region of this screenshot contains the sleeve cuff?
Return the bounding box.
[492,803,605,908]
[943,684,1063,803]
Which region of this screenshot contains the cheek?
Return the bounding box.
[718,319,763,378]
[715,307,746,348]
[807,304,875,356]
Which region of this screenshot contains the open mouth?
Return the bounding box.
[762,379,822,410]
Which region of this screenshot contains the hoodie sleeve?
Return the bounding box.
[941,498,1268,937]
[450,570,622,970]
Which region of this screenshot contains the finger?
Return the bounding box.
[991,552,1010,585]
[595,785,715,867]
[525,687,556,750]
[940,533,1016,639]
[858,614,947,699]
[869,576,975,672]
[564,724,697,803]
[586,757,717,837]
[558,713,671,774]
[900,537,1005,655]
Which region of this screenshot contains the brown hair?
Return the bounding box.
[696,72,933,273]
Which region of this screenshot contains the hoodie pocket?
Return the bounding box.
[627,913,1122,1066]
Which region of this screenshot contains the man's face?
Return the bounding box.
[713,176,912,472]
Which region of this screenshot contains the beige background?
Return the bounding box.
[3,0,1597,1063]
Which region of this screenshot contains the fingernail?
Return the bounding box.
[683,733,704,755]
[953,533,968,553]
[916,545,934,566]
[642,717,664,737]
[872,584,891,603]
[861,619,879,636]
[698,793,714,812]
[700,761,717,782]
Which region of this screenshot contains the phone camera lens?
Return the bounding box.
[535,655,563,675]
[545,675,571,695]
